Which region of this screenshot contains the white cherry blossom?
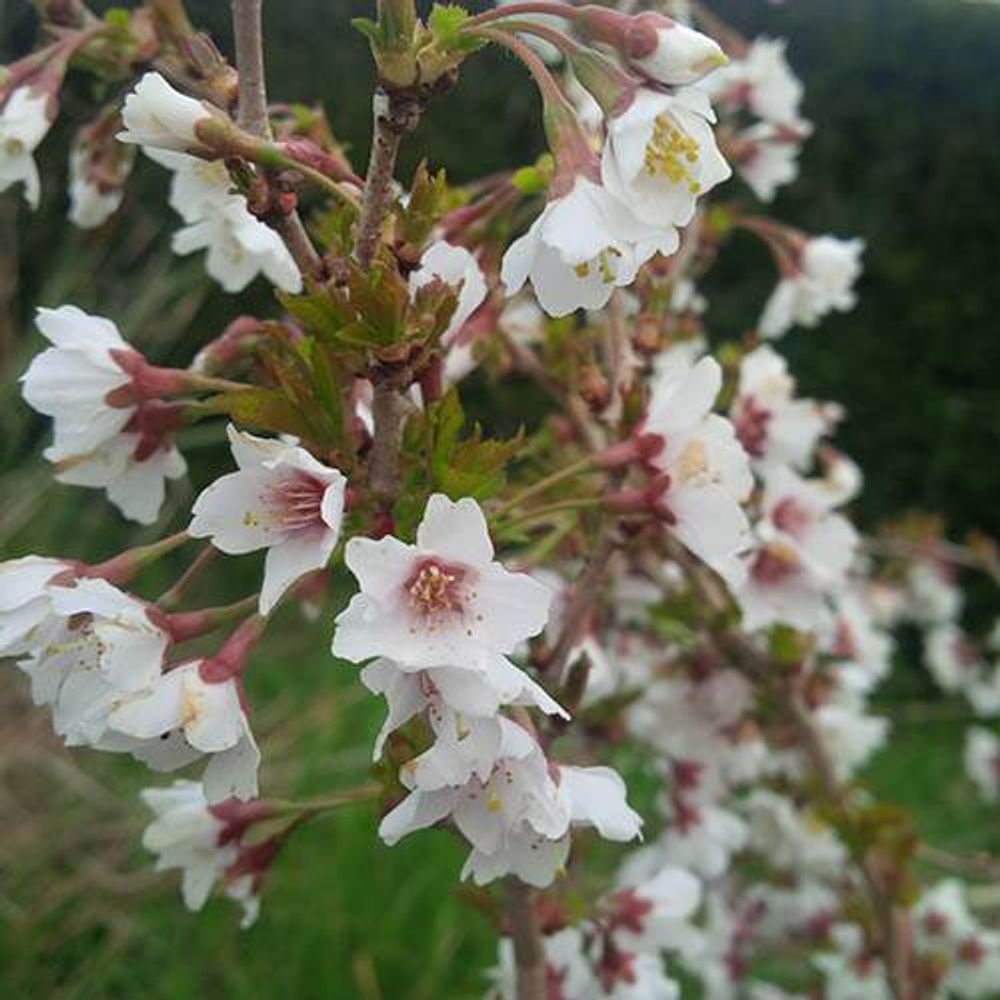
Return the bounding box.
[0,555,73,659]
[12,577,169,745]
[146,149,301,293]
[735,121,812,202]
[21,306,135,461]
[0,86,52,207]
[731,344,830,470]
[118,72,213,154]
[735,466,858,632]
[332,494,552,670]
[141,779,263,927]
[501,175,679,317]
[141,780,236,908]
[643,356,754,586]
[408,240,488,344]
[107,660,260,802]
[68,142,130,229]
[360,656,566,760]
[629,19,728,87]
[602,88,731,230]
[963,727,1000,803]
[53,429,187,525]
[705,38,805,127]
[189,425,347,615]
[20,305,186,523]
[760,236,865,339]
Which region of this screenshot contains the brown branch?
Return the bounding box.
[355,89,419,270]
[230,0,323,280]
[505,877,546,1000]
[368,381,406,509]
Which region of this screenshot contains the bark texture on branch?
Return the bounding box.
[230,0,323,279]
[505,877,547,1000]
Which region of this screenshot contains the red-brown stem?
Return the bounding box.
[467,0,580,27]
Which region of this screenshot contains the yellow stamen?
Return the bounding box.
[644,114,702,194]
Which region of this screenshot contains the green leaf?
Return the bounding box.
[350,17,383,46]
[428,4,482,52]
[203,389,312,440]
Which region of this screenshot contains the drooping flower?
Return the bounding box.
[759,236,865,339]
[20,305,187,523]
[332,494,553,670]
[107,659,260,803]
[731,344,831,470]
[0,555,74,660]
[578,8,728,87]
[642,356,754,586]
[705,37,805,127]
[68,114,135,229]
[189,425,347,615]
[0,86,52,208]
[12,577,169,745]
[408,240,488,344]
[53,427,187,525]
[146,149,302,293]
[140,779,270,927]
[21,305,135,459]
[732,121,813,203]
[602,88,731,230]
[501,175,678,317]
[118,72,213,154]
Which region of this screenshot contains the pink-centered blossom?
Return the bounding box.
[332,494,552,669]
[189,425,347,615]
[731,344,830,470]
[735,466,858,632]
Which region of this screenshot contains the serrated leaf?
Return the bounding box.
[427,4,483,52]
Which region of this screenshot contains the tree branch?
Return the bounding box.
[505,877,546,1000]
[230,0,323,279]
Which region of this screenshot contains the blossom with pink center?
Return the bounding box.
[735,466,858,632]
[642,356,754,587]
[731,345,831,470]
[332,494,552,670]
[189,425,347,615]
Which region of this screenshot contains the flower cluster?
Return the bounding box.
[2,3,997,998]
[333,494,642,886]
[0,556,261,802]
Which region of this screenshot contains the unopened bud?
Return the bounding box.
[577,7,728,87]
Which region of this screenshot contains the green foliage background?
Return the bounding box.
[1,1,999,998]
